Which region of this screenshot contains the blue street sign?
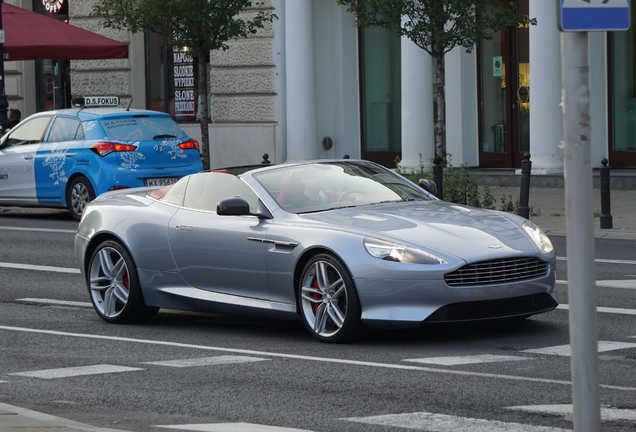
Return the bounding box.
[559,0,631,32]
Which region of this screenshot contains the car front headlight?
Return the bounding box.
[363,238,447,265]
[522,220,553,253]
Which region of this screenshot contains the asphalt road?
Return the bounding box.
[1,208,635,432]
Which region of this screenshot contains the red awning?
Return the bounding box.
[2,3,128,61]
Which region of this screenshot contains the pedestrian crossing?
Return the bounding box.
[3,341,636,431]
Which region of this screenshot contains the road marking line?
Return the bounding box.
[142,356,269,367]
[557,279,636,289]
[557,257,636,265]
[16,298,92,308]
[508,405,636,422]
[153,423,313,431]
[523,341,636,356]
[1,325,635,391]
[403,354,530,366]
[0,262,80,274]
[556,304,636,315]
[8,364,143,379]
[342,411,569,431]
[0,226,76,234]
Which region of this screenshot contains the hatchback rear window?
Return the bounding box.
[98,116,188,141]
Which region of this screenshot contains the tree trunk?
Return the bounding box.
[198,49,211,170]
[435,52,445,159]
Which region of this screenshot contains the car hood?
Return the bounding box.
[300,201,540,262]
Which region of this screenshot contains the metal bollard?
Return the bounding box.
[517,152,531,219]
[261,153,271,165]
[433,156,443,200]
[600,158,613,229]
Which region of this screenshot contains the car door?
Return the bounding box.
[167,172,272,300]
[0,116,52,202]
[36,116,84,201]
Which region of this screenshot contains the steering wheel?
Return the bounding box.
[336,189,365,203]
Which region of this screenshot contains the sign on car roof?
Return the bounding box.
[72,96,120,107]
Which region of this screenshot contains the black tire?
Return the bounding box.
[67,176,95,221]
[87,240,159,324]
[298,253,367,343]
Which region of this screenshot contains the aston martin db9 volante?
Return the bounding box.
[75,159,558,343]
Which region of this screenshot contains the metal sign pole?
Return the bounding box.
[560,29,601,432]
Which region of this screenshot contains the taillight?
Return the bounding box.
[90,142,138,157]
[178,139,199,151]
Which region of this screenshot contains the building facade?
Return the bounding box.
[6,0,636,172]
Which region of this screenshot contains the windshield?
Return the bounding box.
[253,161,433,214]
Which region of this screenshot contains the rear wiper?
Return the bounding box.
[153,134,177,140]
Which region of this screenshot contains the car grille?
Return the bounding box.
[444,257,549,287]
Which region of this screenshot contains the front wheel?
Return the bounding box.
[67,176,95,220]
[298,253,367,343]
[87,240,159,324]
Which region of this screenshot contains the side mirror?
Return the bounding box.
[216,197,273,219]
[217,196,251,216]
[418,178,437,196]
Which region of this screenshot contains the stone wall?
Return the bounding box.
[68,0,132,104]
[210,1,276,124]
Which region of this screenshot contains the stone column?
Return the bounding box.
[529,0,563,173]
[285,0,318,161]
[400,37,434,171]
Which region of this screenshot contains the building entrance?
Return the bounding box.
[478,0,529,169]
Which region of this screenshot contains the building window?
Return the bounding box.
[145,31,199,122]
[359,25,401,167]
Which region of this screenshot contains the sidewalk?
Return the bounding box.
[0,402,128,432]
[488,186,636,240]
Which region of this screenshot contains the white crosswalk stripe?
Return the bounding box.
[153,422,314,431]
[9,364,143,379]
[523,341,636,356]
[342,411,569,431]
[403,354,530,366]
[508,405,636,422]
[141,356,269,367]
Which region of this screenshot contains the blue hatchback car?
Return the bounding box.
[0,106,203,219]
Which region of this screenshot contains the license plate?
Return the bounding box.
[146,177,178,187]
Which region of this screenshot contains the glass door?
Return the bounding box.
[478,0,529,168]
[609,6,636,167]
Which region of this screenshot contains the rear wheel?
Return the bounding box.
[87,240,159,324]
[67,176,95,220]
[298,253,367,343]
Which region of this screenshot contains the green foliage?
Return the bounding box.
[395,154,496,210]
[336,0,534,58]
[499,194,517,212]
[92,0,275,54]
[499,194,541,217]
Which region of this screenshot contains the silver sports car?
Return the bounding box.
[75,159,558,343]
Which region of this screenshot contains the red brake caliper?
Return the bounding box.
[123,272,130,291]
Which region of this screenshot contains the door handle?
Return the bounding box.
[176,225,193,231]
[22,155,34,160]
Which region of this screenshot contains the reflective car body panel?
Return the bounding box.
[76,160,558,330]
[0,108,203,209]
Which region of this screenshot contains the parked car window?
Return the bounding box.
[99,116,188,141]
[46,117,83,142]
[2,116,52,147]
